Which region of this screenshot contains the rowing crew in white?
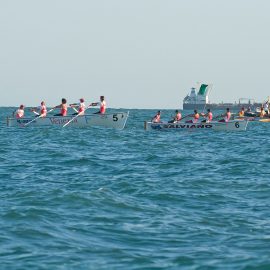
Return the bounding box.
[14,96,106,119]
[152,108,231,123]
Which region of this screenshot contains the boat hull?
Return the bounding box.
[144,119,248,131]
[7,112,129,129]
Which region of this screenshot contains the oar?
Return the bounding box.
[72,107,78,113]
[69,103,78,113]
[32,110,40,116]
[62,104,92,128]
[24,108,55,127]
[180,114,193,121]
[24,114,44,126]
[212,114,223,121]
[180,112,205,122]
[201,104,208,116]
[259,118,270,122]
[47,107,56,114]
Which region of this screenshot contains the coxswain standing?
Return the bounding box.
[100,96,106,114]
[98,96,106,114]
[54,98,68,116]
[219,108,231,122]
[92,96,106,114]
[70,98,86,115]
[15,105,25,118]
[152,110,161,123]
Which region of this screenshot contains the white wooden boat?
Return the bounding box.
[7,112,129,129]
[144,119,249,131]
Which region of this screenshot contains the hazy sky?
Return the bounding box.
[0,0,269,108]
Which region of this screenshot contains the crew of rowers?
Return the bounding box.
[152,108,230,123]
[239,104,269,118]
[151,100,270,124]
[14,96,106,118]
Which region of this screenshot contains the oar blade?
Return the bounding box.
[259,119,270,122]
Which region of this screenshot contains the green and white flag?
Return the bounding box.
[198,84,209,96]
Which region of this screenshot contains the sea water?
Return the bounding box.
[1,107,270,269]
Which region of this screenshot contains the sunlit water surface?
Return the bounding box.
[1,107,270,269]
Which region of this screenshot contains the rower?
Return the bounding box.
[259,106,266,118]
[15,105,25,118]
[54,98,68,116]
[168,110,182,123]
[92,96,106,114]
[219,108,231,122]
[263,101,269,115]
[152,110,161,123]
[186,110,200,123]
[238,107,245,117]
[40,101,47,117]
[201,108,213,123]
[70,98,86,115]
[32,101,47,117]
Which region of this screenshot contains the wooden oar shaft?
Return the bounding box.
[24,108,55,127]
[180,114,192,120]
[212,114,224,120]
[62,104,92,128]
[24,115,43,126]
[259,118,270,122]
[62,112,82,127]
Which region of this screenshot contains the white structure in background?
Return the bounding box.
[182,83,262,110]
[183,83,213,108]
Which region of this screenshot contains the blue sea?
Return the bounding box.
[1,107,270,269]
